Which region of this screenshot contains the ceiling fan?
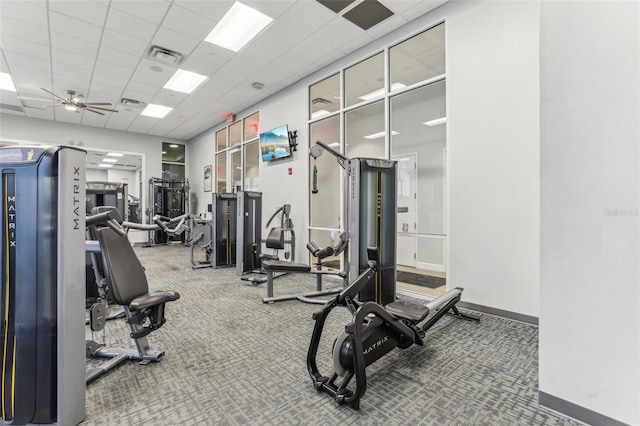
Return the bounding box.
[19,88,119,115]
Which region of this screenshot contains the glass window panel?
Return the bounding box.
[231,149,242,192]
[216,128,227,151]
[344,52,384,107]
[345,100,385,158]
[309,115,341,229]
[162,142,185,163]
[244,141,260,191]
[309,73,340,120]
[216,151,227,192]
[229,121,242,146]
[161,163,185,180]
[390,23,445,89]
[390,81,446,236]
[244,112,260,141]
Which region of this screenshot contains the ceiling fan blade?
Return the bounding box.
[83,102,113,106]
[86,106,119,113]
[84,108,105,116]
[40,88,66,101]
[22,105,44,110]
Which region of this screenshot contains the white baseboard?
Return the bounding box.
[416,262,445,273]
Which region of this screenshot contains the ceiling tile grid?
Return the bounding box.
[0,0,446,139]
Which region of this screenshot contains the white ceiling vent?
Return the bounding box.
[147,46,184,65]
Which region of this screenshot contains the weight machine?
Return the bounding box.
[147,177,189,245]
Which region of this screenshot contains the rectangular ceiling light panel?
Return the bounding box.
[204,2,274,52]
[141,104,173,118]
[164,69,208,94]
[0,72,17,92]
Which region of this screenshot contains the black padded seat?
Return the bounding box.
[259,253,280,261]
[129,291,180,311]
[262,260,311,273]
[385,300,430,322]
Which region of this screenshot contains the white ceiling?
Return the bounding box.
[0,0,446,140]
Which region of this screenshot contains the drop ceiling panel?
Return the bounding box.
[127,117,159,134]
[150,90,189,108]
[105,8,158,42]
[0,35,50,59]
[224,39,279,72]
[81,112,111,128]
[0,1,48,28]
[47,1,108,27]
[400,1,447,20]
[172,0,232,22]
[0,0,448,139]
[258,20,309,53]
[311,16,365,51]
[110,0,171,25]
[242,0,294,19]
[278,2,336,35]
[161,5,216,41]
[49,12,102,44]
[24,108,54,120]
[50,31,100,60]
[180,55,224,77]
[3,52,50,74]
[55,110,83,125]
[51,49,96,71]
[0,16,50,46]
[97,45,141,70]
[125,80,161,97]
[101,29,149,57]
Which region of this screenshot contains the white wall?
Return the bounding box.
[0,113,186,243]
[539,1,640,424]
[447,0,540,317]
[87,168,108,181]
[188,0,541,317]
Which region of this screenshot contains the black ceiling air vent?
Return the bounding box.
[121,98,145,108]
[312,97,333,105]
[147,46,184,65]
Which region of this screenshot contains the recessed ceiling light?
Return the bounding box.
[363,130,399,140]
[102,158,118,163]
[328,142,340,147]
[169,144,179,148]
[141,104,173,118]
[0,72,16,92]
[164,69,208,94]
[162,151,167,154]
[311,109,330,119]
[107,152,123,157]
[358,82,406,102]
[204,2,274,52]
[423,117,447,126]
[98,164,113,168]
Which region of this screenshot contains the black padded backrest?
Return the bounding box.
[95,227,149,305]
[265,227,284,249]
[91,205,123,224]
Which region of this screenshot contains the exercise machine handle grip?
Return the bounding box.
[312,165,318,194]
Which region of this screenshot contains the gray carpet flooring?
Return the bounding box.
[84,244,578,425]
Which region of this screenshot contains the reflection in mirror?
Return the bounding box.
[216,128,227,151]
[85,149,144,223]
[216,150,227,192]
[390,81,446,273]
[345,100,385,158]
[390,23,445,89]
[231,149,242,192]
[344,52,384,107]
[244,112,260,141]
[309,73,340,119]
[309,115,341,229]
[244,141,260,191]
[229,121,242,146]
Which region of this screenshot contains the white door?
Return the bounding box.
[393,154,417,267]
